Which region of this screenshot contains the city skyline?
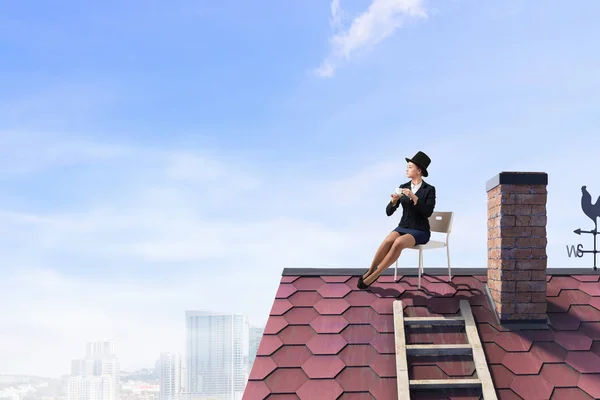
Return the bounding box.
[0,313,264,400]
[0,313,264,381]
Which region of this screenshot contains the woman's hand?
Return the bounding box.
[391,193,400,204]
[402,188,418,203]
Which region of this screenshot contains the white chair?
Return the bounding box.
[394,211,454,289]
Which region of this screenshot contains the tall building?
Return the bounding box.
[185,312,249,400]
[96,359,120,400]
[158,353,181,400]
[68,340,120,400]
[247,326,263,371]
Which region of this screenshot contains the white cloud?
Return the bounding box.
[315,0,428,77]
[314,61,336,78]
[330,0,343,30]
[0,132,129,176]
[163,152,226,182]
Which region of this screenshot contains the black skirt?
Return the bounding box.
[393,226,431,245]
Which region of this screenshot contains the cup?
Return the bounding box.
[395,187,403,196]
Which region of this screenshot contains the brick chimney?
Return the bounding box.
[486,172,549,324]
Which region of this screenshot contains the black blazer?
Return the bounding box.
[386,180,436,232]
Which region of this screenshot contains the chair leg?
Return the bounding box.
[394,260,398,281]
[418,250,423,289]
[447,245,451,282]
[417,252,420,289]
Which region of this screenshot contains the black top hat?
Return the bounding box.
[405,151,431,177]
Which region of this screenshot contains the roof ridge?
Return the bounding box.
[281,267,600,276]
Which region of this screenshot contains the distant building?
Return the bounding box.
[247,326,263,370]
[184,312,249,400]
[67,376,113,400]
[158,353,181,400]
[67,340,120,400]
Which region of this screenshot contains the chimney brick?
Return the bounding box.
[486,172,549,324]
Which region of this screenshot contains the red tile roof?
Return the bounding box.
[244,268,600,400]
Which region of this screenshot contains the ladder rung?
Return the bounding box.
[406,343,472,356]
[404,316,465,326]
[410,378,482,389]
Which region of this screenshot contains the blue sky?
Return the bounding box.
[1,0,599,377]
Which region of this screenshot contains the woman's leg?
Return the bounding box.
[363,231,401,279]
[363,234,416,286]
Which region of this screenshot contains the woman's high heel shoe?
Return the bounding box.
[357,276,366,289]
[357,275,374,289]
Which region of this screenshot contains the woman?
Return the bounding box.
[358,151,436,289]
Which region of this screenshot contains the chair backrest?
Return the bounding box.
[429,211,453,233]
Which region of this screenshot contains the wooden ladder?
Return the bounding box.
[393,299,497,399]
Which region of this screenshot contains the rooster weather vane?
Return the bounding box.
[575,186,600,270]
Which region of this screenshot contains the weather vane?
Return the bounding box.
[575,186,599,270]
